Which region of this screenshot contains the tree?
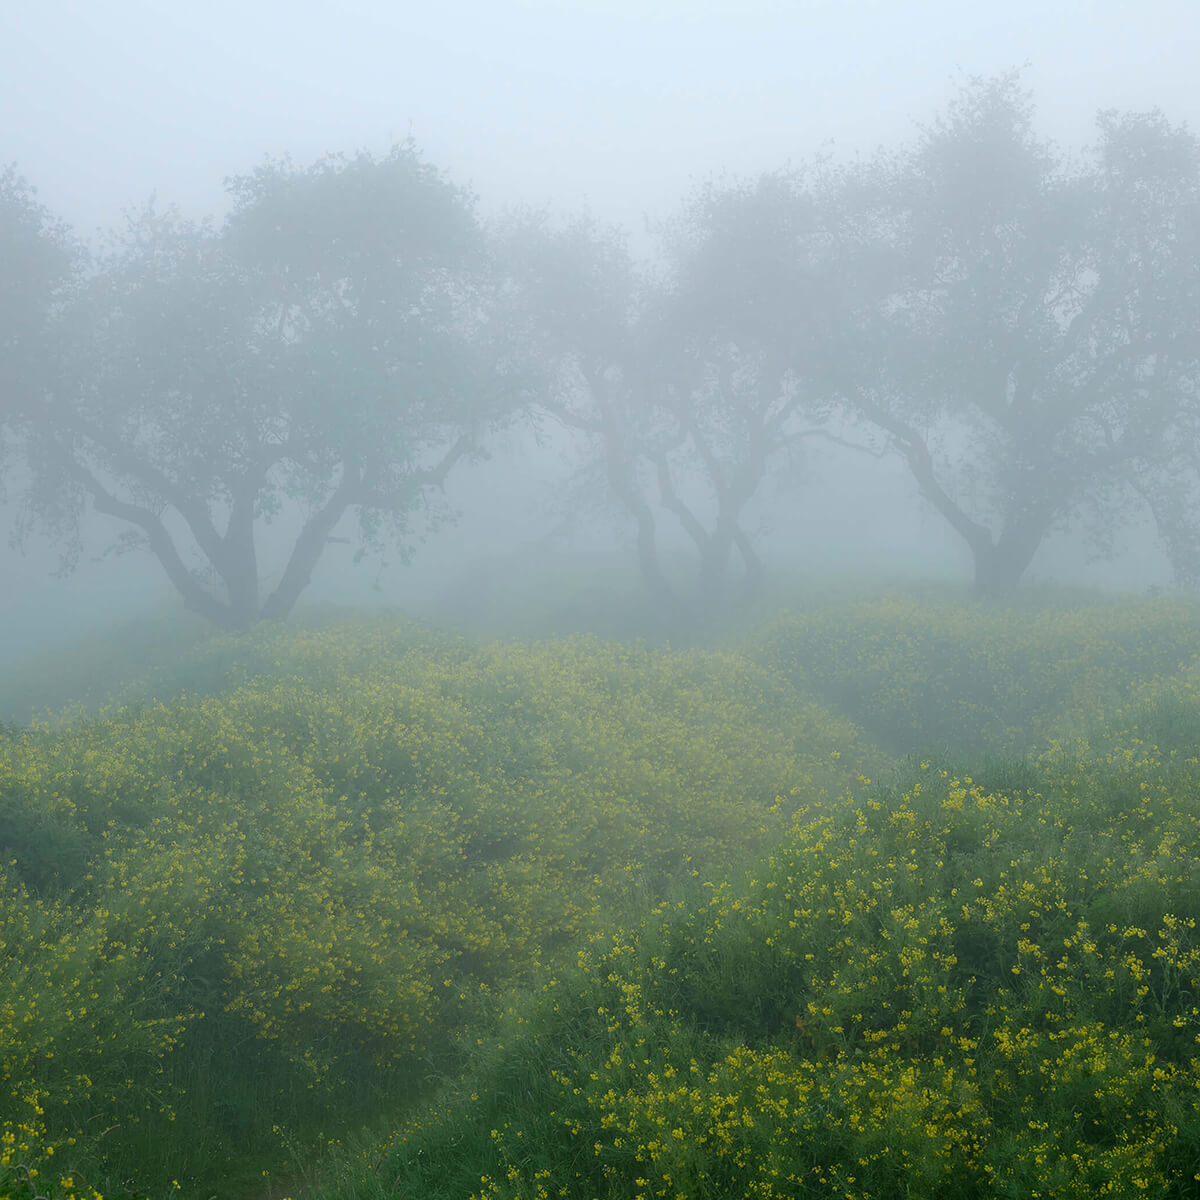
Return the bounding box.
[14,146,509,630]
[849,76,1200,595]
[500,174,851,616]
[1112,113,1200,587]
[493,209,684,609]
[643,170,859,605]
[0,167,79,479]
[1132,451,1200,586]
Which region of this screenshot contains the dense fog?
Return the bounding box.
[3,2,1197,664]
[8,12,1200,1197]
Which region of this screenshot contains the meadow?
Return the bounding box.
[2,587,1200,1198]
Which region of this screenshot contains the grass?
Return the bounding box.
[3,580,1200,1198]
[303,691,1200,1198]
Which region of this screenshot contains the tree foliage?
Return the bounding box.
[500,174,856,617]
[850,76,1200,594]
[7,78,1200,618]
[645,170,859,603]
[0,167,79,481]
[13,146,509,630]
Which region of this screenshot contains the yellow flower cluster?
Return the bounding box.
[0,621,865,1190]
[7,600,1200,1196]
[471,689,1200,1199]
[0,1096,105,1200]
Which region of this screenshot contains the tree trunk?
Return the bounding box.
[632,506,679,613]
[697,531,735,602]
[969,518,1048,598]
[220,565,261,631]
[734,527,766,601]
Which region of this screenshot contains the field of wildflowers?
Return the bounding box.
[313,663,1200,1199]
[4,593,1200,1198]
[0,617,866,1196]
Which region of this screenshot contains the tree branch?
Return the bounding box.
[260,463,361,621]
[66,409,229,569]
[653,452,710,554]
[354,432,474,511]
[585,369,677,607]
[220,464,267,620]
[851,389,996,557]
[54,447,233,628]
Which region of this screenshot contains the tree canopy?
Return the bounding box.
[6,79,1200,623]
[10,146,511,630]
[0,167,79,479]
[847,76,1200,593]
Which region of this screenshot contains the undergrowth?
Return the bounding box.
[3,588,1200,1197]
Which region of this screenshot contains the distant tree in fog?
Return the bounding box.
[499,175,851,616]
[494,210,687,610]
[1129,373,1200,586]
[644,170,861,603]
[12,147,511,630]
[0,167,79,484]
[9,79,1200,618]
[849,76,1200,595]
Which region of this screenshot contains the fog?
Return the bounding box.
[8,2,1199,235]
[3,1,1195,666]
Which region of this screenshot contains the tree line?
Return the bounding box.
[4,74,1200,631]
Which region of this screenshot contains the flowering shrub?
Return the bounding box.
[375,678,1200,1199]
[8,600,1200,1197]
[0,1095,141,1200]
[0,623,865,1194]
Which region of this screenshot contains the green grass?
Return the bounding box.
[0,612,869,1198]
[303,681,1200,1199]
[3,582,1200,1198]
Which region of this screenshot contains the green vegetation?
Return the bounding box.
[747,591,1200,754]
[3,589,1200,1198]
[0,613,867,1197]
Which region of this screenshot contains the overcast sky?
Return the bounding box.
[4,1,1198,239]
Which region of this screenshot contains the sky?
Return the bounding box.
[0,0,1194,663]
[4,1,1199,240]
